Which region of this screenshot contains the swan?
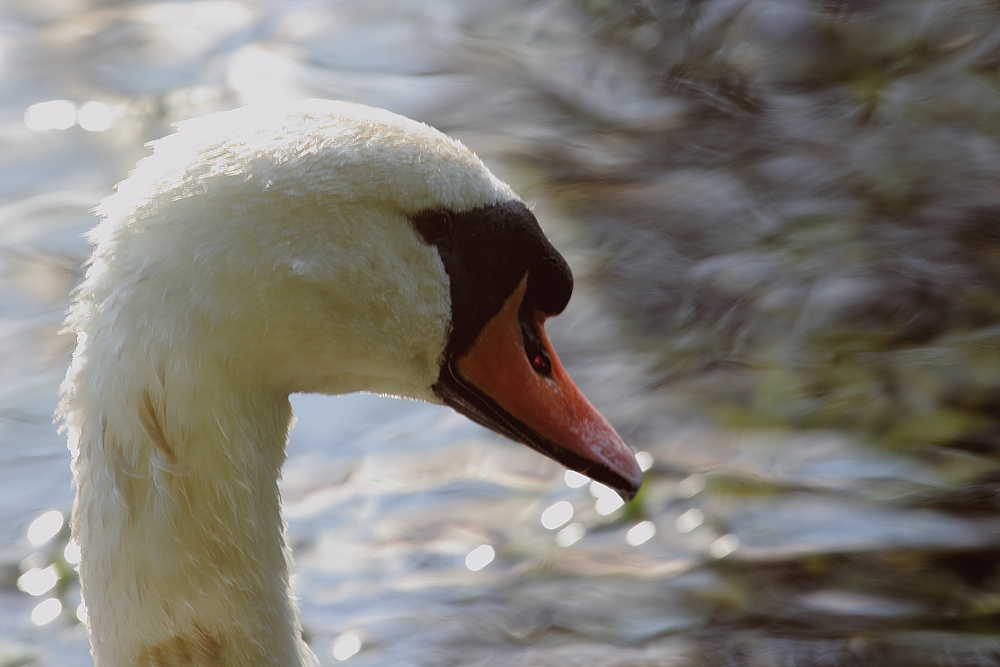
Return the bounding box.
[58,99,642,667]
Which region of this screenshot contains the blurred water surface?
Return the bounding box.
[3,0,1000,665]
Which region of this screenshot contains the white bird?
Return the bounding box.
[59,99,642,667]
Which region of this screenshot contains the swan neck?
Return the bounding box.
[67,349,314,666]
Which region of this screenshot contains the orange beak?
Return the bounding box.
[435,276,643,500]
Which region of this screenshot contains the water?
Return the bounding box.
[2,0,1000,665]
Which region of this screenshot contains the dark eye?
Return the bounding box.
[413,210,452,245]
[518,302,552,377]
[529,349,552,375]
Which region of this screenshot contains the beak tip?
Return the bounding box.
[618,469,644,502]
[619,487,640,502]
[586,453,643,502]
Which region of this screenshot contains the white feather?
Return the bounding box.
[59,100,519,667]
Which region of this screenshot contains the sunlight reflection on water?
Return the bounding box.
[17,565,58,596]
[674,509,704,534]
[31,598,62,626]
[24,100,77,131]
[464,545,494,572]
[26,510,63,545]
[555,522,585,547]
[707,534,739,559]
[64,540,81,565]
[331,631,362,661]
[563,469,589,487]
[625,521,655,547]
[541,501,573,529]
[77,102,115,132]
[3,0,1000,664]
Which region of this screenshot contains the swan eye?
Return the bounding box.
[413,210,452,245]
[519,304,552,377]
[531,351,552,375]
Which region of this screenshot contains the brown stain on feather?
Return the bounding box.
[136,626,222,666]
[139,388,177,465]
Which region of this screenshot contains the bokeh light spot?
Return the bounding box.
[31,598,62,626]
[564,470,589,488]
[590,481,625,515]
[331,631,361,661]
[675,508,704,534]
[709,534,739,559]
[64,540,81,565]
[555,522,585,547]
[596,496,624,515]
[25,100,76,130]
[541,501,573,529]
[78,101,114,131]
[465,544,494,571]
[18,565,58,596]
[676,474,706,499]
[626,520,656,546]
[77,601,88,624]
[27,510,63,545]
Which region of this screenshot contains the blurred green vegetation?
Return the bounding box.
[521,0,1000,452]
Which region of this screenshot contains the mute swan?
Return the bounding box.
[59,99,642,667]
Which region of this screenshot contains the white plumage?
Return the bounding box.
[60,99,639,667]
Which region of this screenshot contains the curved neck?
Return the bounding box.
[66,344,316,666]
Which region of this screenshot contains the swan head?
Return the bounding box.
[80,99,642,498]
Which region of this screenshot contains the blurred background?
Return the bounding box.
[2,0,1000,664]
